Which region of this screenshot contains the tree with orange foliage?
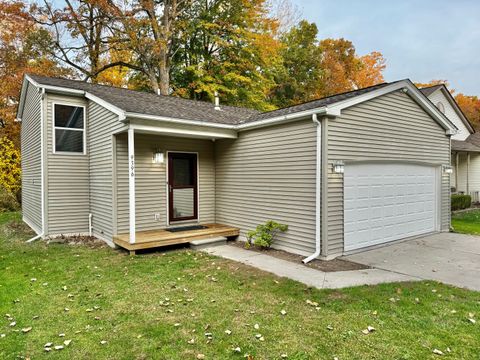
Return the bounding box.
[455,94,480,130]
[0,0,69,148]
[353,52,386,89]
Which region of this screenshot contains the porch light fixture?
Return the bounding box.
[333,161,345,174]
[442,164,453,174]
[153,150,165,164]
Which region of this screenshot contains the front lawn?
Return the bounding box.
[1,212,479,359]
[451,209,480,235]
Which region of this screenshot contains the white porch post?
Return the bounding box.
[128,127,136,244]
[467,152,471,195]
[455,152,459,191]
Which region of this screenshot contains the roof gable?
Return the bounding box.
[420,84,474,137]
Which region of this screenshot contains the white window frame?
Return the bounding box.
[52,102,87,155]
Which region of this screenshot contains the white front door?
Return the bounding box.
[344,163,437,251]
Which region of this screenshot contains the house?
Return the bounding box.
[419,84,480,202]
[17,75,457,259]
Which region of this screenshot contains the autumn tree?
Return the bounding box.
[456,94,480,130]
[171,0,281,110]
[352,51,386,89]
[0,0,69,148]
[270,20,322,107]
[31,0,131,83]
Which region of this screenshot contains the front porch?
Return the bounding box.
[115,117,240,254]
[113,223,240,254]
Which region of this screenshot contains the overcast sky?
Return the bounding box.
[290,0,480,95]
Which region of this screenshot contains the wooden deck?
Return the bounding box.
[113,223,240,253]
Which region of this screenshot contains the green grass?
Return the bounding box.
[1,212,479,359]
[452,209,480,235]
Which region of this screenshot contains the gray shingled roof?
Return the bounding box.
[452,139,480,153]
[29,74,259,125]
[243,82,393,123]
[29,74,402,126]
[419,84,444,97]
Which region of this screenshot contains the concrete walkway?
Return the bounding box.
[203,245,417,289]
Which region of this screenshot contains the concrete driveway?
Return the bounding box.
[344,232,480,291]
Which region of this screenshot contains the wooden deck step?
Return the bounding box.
[113,224,239,252]
[189,236,227,250]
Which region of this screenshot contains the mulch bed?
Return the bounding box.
[229,241,370,272]
[47,235,108,248]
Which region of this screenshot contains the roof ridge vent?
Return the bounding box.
[214,91,221,110]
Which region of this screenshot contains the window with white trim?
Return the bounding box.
[54,104,85,153]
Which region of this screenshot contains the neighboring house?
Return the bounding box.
[420,84,480,202]
[17,75,456,259]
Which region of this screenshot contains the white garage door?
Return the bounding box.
[344,163,438,251]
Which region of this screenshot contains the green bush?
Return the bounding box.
[451,194,472,211]
[0,187,20,212]
[246,220,288,249]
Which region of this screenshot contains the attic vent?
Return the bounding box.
[437,101,445,114]
[214,91,220,111]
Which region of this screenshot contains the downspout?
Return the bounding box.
[27,88,46,243]
[303,114,322,263]
[89,213,93,237]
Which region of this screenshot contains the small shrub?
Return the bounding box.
[246,220,288,249]
[0,137,21,201]
[451,194,471,211]
[0,187,20,212]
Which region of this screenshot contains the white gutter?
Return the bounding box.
[303,114,322,263]
[27,87,46,243]
[237,107,340,131]
[124,112,235,129]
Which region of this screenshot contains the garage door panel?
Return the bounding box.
[344,163,437,251]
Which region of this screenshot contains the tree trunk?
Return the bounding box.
[159,50,170,95]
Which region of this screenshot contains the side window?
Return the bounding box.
[53,104,85,154]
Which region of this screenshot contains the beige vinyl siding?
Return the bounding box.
[456,153,480,195]
[327,91,451,256]
[21,82,42,233]
[215,120,317,256]
[115,133,215,234]
[88,102,125,240]
[45,94,90,234]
